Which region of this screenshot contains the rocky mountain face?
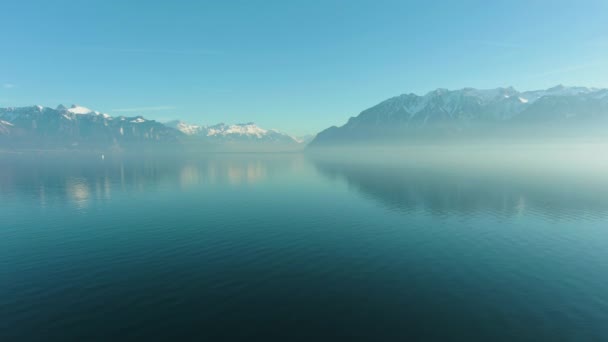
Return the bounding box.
[309,86,608,147]
[0,105,180,150]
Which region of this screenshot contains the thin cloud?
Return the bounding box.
[112,106,175,113]
[2,83,15,89]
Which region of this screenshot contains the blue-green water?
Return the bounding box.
[2,153,608,341]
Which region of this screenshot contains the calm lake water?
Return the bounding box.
[2,151,608,341]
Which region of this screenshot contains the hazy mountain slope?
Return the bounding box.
[0,106,307,152]
[0,105,182,150]
[309,86,608,147]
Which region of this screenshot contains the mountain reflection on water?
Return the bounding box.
[0,154,306,208]
[2,149,608,220]
[309,148,608,220]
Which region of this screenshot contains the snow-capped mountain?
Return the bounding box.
[309,85,608,147]
[164,120,205,136]
[0,105,307,152]
[0,104,181,149]
[165,120,302,145]
[294,134,316,145]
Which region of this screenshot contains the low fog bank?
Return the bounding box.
[306,142,608,173]
[4,141,608,173]
[0,142,304,158]
[308,121,608,148]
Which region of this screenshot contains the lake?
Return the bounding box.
[2,150,608,341]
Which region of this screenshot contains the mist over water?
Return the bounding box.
[2,146,608,340]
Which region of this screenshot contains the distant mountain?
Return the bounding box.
[165,120,304,151]
[294,134,316,145]
[0,104,308,152]
[309,85,608,147]
[0,105,180,150]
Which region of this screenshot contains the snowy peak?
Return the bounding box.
[167,120,302,144]
[52,104,112,119]
[521,85,596,103]
[130,116,147,123]
[165,120,204,135]
[206,122,268,138]
[67,104,94,115]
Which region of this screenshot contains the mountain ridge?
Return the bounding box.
[309,85,608,147]
[0,105,307,151]
[164,120,301,144]
[3,85,607,151]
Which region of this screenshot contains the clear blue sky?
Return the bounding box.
[1,0,607,135]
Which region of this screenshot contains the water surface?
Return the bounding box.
[2,152,608,341]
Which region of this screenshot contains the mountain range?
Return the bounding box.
[0,105,181,150]
[309,85,608,147]
[2,85,607,152]
[165,120,310,150]
[0,105,307,152]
